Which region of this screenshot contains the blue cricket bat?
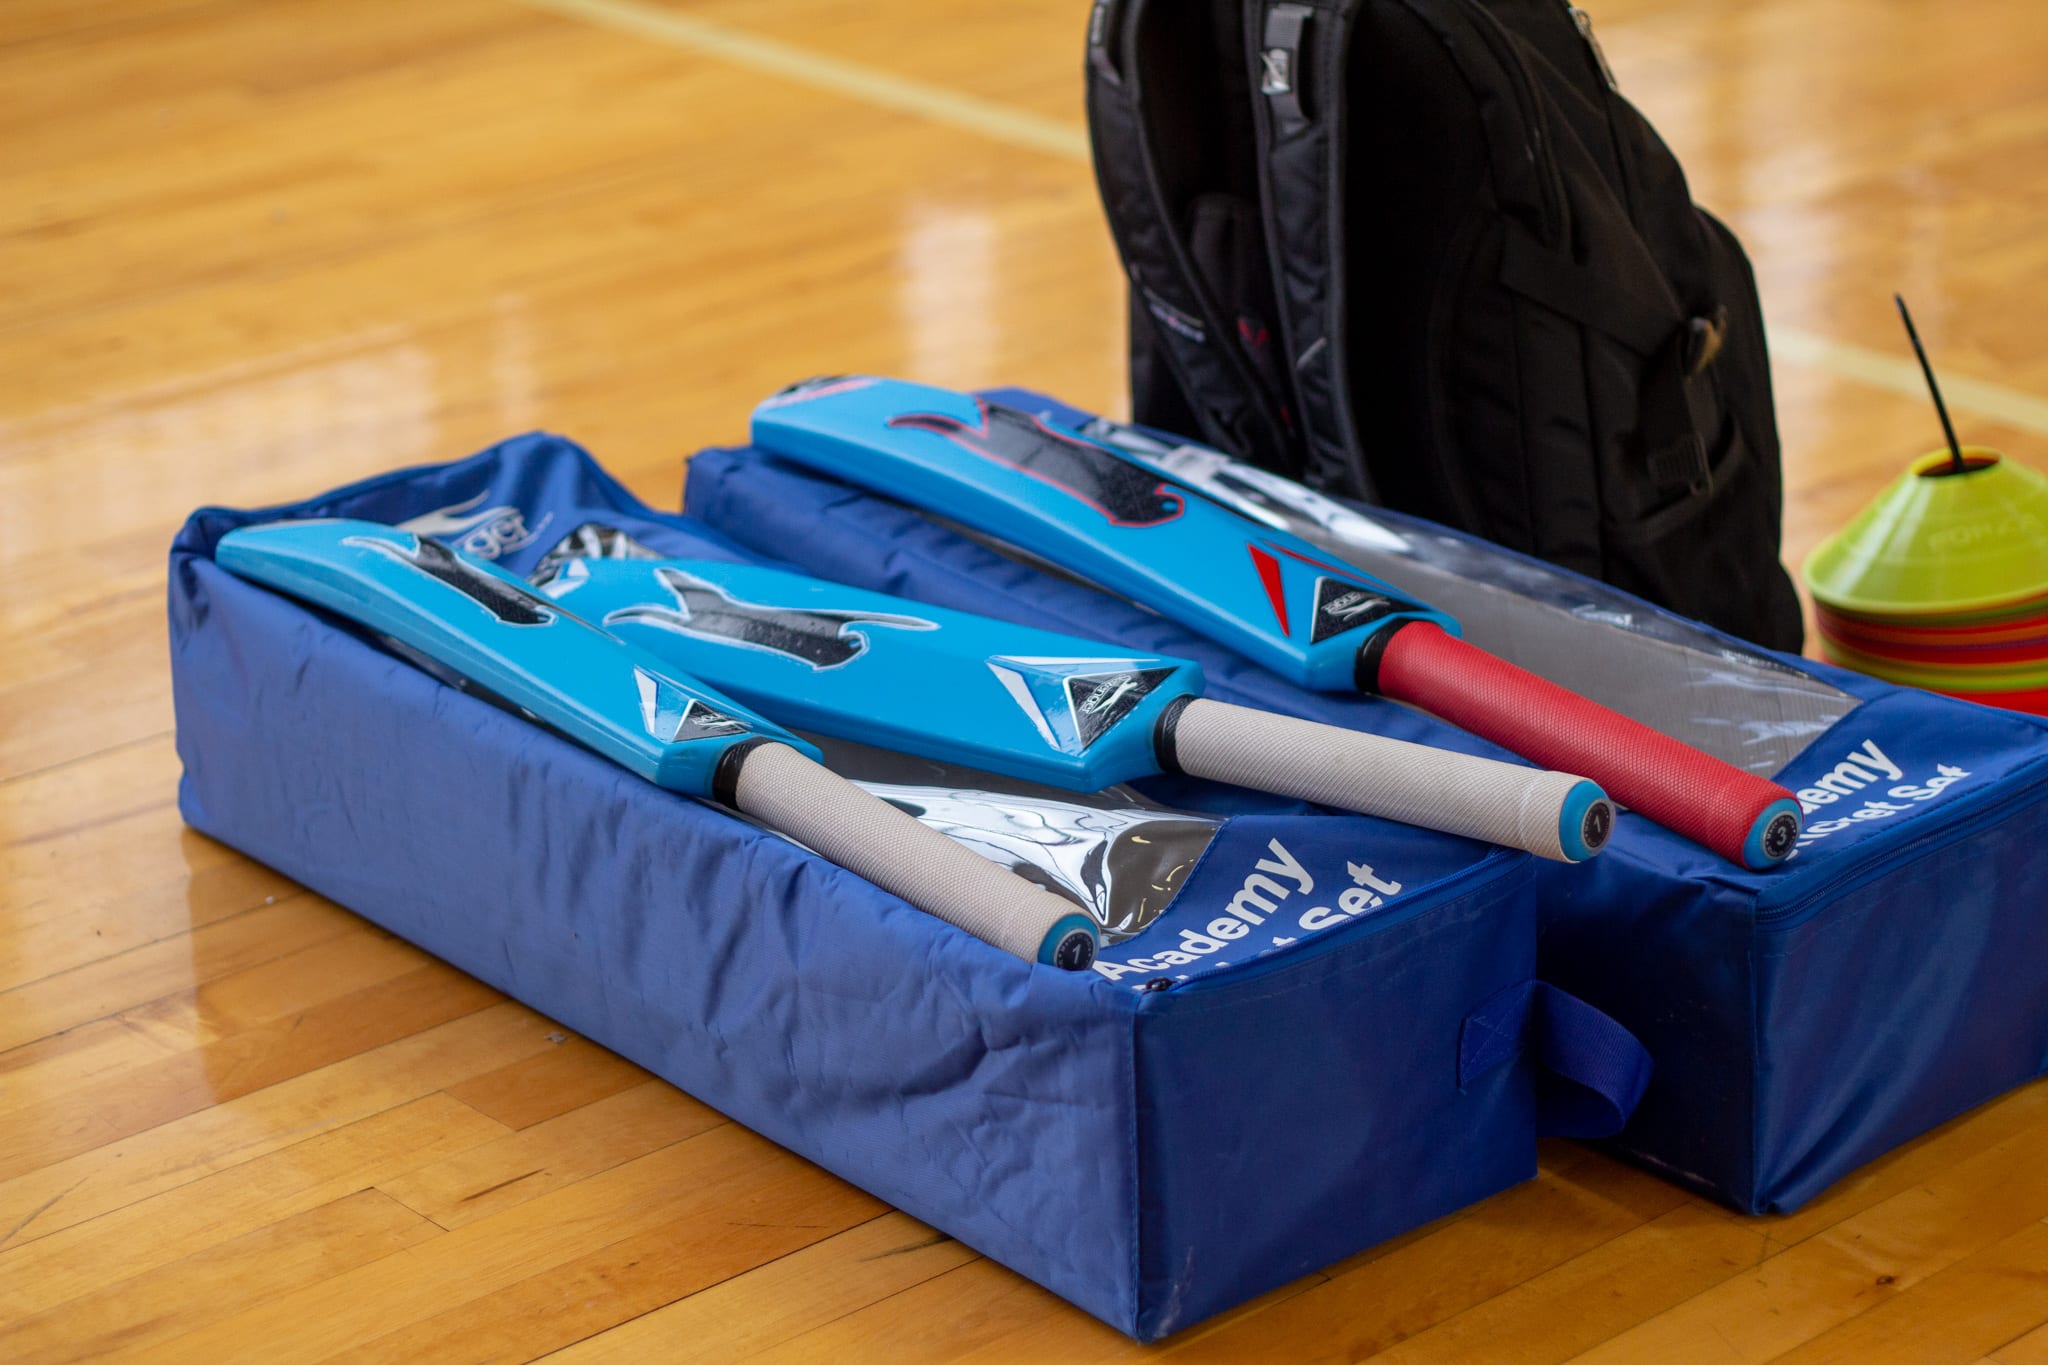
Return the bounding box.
[527,528,1612,864]
[748,376,1805,870]
[213,519,1100,968]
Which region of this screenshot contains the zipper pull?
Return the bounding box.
[1568,6,1619,89]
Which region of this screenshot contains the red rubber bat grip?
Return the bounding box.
[1371,623,1802,868]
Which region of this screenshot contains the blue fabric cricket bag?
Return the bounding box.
[684,389,2048,1216]
[168,434,1647,1341]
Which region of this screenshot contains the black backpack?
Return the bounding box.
[1085,0,1804,651]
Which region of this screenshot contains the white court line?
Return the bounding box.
[508,0,1089,161]
[514,0,2048,437]
[1769,328,2048,436]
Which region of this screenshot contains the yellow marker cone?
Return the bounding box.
[1803,448,2048,618]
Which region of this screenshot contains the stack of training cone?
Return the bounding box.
[1803,447,2048,715]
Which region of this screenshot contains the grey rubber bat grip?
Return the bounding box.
[730,742,1099,965]
[1168,699,1610,862]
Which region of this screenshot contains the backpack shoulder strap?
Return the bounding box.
[1086,0,1300,468]
[1251,0,1590,499]
[1247,0,1377,497]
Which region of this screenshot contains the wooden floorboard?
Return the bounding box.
[6,0,2048,1357]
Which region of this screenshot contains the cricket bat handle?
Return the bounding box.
[1365,623,1803,869]
[726,740,1101,968]
[1159,698,1613,863]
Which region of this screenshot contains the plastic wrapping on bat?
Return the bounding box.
[797,737,1216,941]
[1062,406,1858,778]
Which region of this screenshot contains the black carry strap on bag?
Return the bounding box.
[1085,0,1805,651]
[1086,2,1300,470]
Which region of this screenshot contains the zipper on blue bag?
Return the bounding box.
[1752,761,2048,930]
[1566,4,1618,88]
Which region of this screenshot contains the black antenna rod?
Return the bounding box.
[1895,293,1967,474]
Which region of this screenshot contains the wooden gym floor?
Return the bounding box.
[6,0,2048,1358]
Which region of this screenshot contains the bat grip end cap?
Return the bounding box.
[1041,915,1101,970]
[1558,782,1615,863]
[1744,800,1805,870]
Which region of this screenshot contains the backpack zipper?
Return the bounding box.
[1559,3,1643,238]
[1567,5,1619,89]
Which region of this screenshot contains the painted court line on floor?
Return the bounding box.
[1768,328,2048,437]
[514,0,2048,438]
[508,0,1089,161]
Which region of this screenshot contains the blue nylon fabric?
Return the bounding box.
[687,399,2048,1214]
[1460,982,1655,1140]
[1125,838,1538,1338]
[170,432,1571,1338]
